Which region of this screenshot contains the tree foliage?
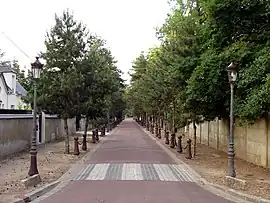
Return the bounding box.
[18,10,126,153]
[127,0,270,131]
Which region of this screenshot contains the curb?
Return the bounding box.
[134,122,205,182]
[13,181,60,203]
[209,183,270,203]
[12,126,120,203]
[135,122,270,203]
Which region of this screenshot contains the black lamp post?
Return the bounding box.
[28,57,43,176]
[226,61,237,177]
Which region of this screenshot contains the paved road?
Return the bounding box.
[38,119,235,203]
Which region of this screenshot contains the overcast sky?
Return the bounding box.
[0,0,171,83]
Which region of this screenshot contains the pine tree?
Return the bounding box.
[41,10,88,154]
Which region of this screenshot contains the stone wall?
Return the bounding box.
[180,118,270,168]
[44,117,76,142]
[0,116,32,158]
[79,117,94,131]
[60,117,76,136]
[45,118,61,142]
[0,114,76,159]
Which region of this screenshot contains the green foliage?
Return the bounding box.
[1,11,126,158]
[77,35,125,122]
[24,103,32,110]
[127,0,270,127]
[36,10,87,119]
[17,103,23,110]
[16,10,126,153]
[22,10,125,123]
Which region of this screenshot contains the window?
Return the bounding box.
[10,105,15,109]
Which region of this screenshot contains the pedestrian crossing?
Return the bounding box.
[72,163,195,182]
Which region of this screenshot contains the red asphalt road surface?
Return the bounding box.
[39,119,235,203]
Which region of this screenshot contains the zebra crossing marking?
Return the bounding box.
[73,163,195,182]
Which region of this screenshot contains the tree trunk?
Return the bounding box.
[150,116,154,134]
[64,117,70,154]
[157,114,161,138]
[172,103,177,146]
[193,120,197,157]
[161,117,164,130]
[143,112,146,126]
[163,112,167,136]
[172,103,176,134]
[155,115,159,137]
[107,110,110,132]
[75,114,81,131]
[82,116,89,150]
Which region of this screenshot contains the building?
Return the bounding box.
[0,64,27,109]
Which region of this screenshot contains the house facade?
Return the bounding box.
[0,65,27,109]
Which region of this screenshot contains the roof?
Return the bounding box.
[0,64,15,73]
[0,64,27,96]
[0,73,12,93]
[16,81,27,96]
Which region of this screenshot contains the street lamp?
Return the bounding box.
[28,57,43,176]
[226,61,237,177]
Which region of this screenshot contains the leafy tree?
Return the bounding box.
[185,0,270,123]
[39,10,88,154]
[12,60,25,82]
[78,36,124,148]
[128,0,270,158]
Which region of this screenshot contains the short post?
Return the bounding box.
[163,128,166,138]
[82,132,87,151]
[165,131,170,144]
[91,130,96,143]
[170,133,176,148]
[73,137,80,155]
[158,128,161,139]
[82,137,87,150]
[151,124,154,134]
[95,128,99,142]
[155,125,158,137]
[177,135,183,153]
[185,139,192,159]
[109,122,113,131]
[101,126,106,137]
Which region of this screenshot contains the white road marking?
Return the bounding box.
[154,164,178,181]
[86,163,110,180]
[75,163,195,182]
[121,163,144,180]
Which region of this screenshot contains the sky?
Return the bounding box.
[0,0,171,84]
